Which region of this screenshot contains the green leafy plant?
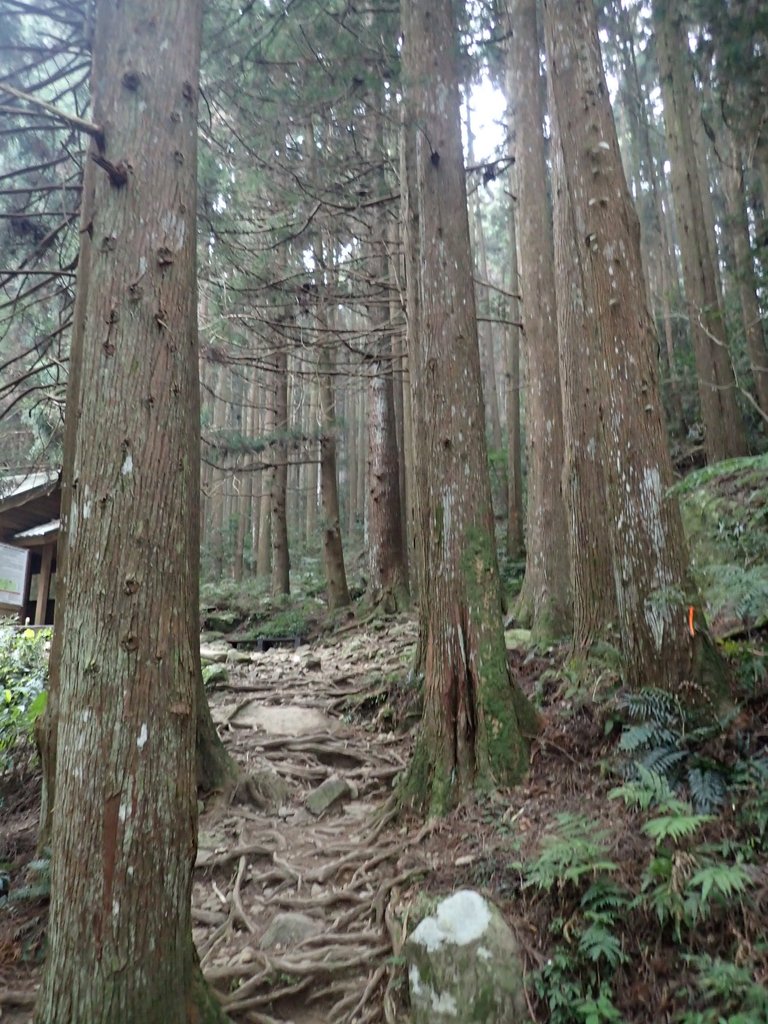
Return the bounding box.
[676,953,768,1024]
[515,814,619,892]
[514,815,629,1024]
[614,688,731,812]
[610,771,756,940]
[0,623,50,773]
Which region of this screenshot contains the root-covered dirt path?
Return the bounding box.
[196,617,426,1024]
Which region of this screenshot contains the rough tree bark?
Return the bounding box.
[366,100,408,610]
[505,191,524,561]
[400,0,536,814]
[504,0,571,641]
[35,1,228,1021]
[543,0,727,697]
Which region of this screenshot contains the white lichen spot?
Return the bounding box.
[411,890,491,952]
[112,900,120,918]
[83,500,92,520]
[160,211,186,249]
[119,802,128,823]
[127,865,134,878]
[137,722,148,750]
[121,452,133,476]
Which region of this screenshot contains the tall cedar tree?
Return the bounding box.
[400,0,536,814]
[503,0,571,641]
[543,0,727,697]
[36,1,227,1021]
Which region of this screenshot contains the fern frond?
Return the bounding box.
[578,923,626,967]
[687,767,727,814]
[619,688,681,726]
[641,747,687,776]
[643,813,713,844]
[619,722,677,752]
[686,863,753,904]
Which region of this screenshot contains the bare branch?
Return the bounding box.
[0,82,102,144]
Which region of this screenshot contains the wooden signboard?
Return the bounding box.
[0,542,29,610]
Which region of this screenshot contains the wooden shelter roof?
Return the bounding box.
[0,472,61,545]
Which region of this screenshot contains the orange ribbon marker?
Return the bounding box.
[687,605,695,637]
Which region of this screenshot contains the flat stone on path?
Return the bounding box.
[305,775,353,816]
[259,911,323,950]
[226,702,340,735]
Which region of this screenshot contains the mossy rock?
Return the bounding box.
[203,609,241,633]
[673,454,768,637]
[202,664,228,687]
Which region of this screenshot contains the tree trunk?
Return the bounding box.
[366,106,408,610]
[209,364,227,577]
[505,200,524,560]
[504,0,571,641]
[319,338,351,610]
[271,347,290,595]
[653,0,748,462]
[36,112,97,856]
[256,374,273,578]
[723,139,768,418]
[614,1,687,436]
[400,98,424,605]
[305,374,319,542]
[543,0,727,698]
[35,2,227,1020]
[346,382,359,536]
[400,0,536,815]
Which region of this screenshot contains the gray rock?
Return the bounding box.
[259,911,323,950]
[202,663,228,687]
[305,775,352,816]
[405,889,529,1024]
[200,643,231,664]
[226,649,253,664]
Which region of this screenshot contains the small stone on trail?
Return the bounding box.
[305,775,353,816]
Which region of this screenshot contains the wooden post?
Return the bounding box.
[35,542,54,625]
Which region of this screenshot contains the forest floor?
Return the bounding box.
[1,612,767,1023]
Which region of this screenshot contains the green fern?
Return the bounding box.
[682,953,768,1022]
[686,863,753,904]
[610,765,689,814]
[578,923,625,968]
[517,814,618,892]
[643,813,713,844]
[687,767,727,815]
[618,722,677,752]
[613,688,731,813]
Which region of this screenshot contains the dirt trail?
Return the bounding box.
[197,617,424,1023]
[0,617,424,1024]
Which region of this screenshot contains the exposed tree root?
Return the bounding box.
[194,619,425,1023]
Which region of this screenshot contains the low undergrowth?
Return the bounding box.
[490,638,768,1024]
[0,623,49,777]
